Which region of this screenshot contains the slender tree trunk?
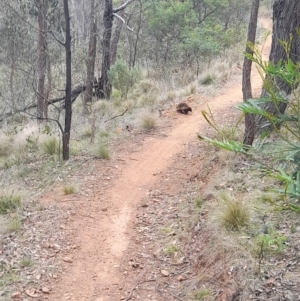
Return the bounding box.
[45,49,52,102]
[98,0,113,99]
[37,0,48,120]
[242,0,259,146]
[256,0,300,135]
[111,8,124,65]
[63,0,72,161]
[131,4,142,68]
[83,0,97,114]
[9,40,16,109]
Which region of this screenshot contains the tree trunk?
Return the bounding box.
[256,0,300,135]
[98,0,113,99]
[111,8,124,65]
[83,0,97,114]
[37,0,48,120]
[131,2,142,68]
[9,40,16,109]
[242,0,260,146]
[45,48,52,102]
[63,0,72,161]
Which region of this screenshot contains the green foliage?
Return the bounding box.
[254,228,287,275]
[256,231,286,254]
[145,0,249,68]
[0,193,21,214]
[202,41,300,213]
[108,59,141,98]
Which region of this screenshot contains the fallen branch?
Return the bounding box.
[0,83,86,122]
[103,107,129,123]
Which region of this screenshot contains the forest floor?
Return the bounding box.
[3,12,300,301]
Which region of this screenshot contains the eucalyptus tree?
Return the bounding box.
[255,0,300,135]
[97,0,134,99]
[0,1,36,114]
[242,0,260,146]
[83,0,97,113]
[137,0,250,72]
[62,0,72,160]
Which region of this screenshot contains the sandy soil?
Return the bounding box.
[38,15,272,301]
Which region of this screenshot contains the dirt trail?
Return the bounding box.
[44,16,272,301]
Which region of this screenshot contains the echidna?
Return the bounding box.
[176,102,192,114]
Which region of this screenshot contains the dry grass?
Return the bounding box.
[62,184,76,195]
[141,115,156,131]
[219,194,250,231]
[95,145,110,159]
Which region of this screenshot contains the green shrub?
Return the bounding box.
[109,59,142,98]
[202,42,300,213]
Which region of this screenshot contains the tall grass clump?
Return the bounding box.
[95,145,110,159]
[41,137,58,156]
[201,74,214,85]
[219,192,249,231]
[141,116,156,131]
[62,184,76,195]
[0,193,21,214]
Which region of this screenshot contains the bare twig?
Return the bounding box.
[104,107,129,123]
[113,0,135,13]
[112,13,134,31]
[126,269,146,301]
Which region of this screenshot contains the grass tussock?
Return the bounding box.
[19,257,34,268]
[62,184,76,195]
[141,116,156,131]
[201,75,214,85]
[8,216,21,233]
[95,145,110,159]
[0,193,21,215]
[192,289,210,301]
[41,137,58,156]
[219,192,250,231]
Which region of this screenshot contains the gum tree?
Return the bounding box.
[255,0,300,136]
[242,0,260,146]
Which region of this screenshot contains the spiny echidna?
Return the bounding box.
[176,102,192,114]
